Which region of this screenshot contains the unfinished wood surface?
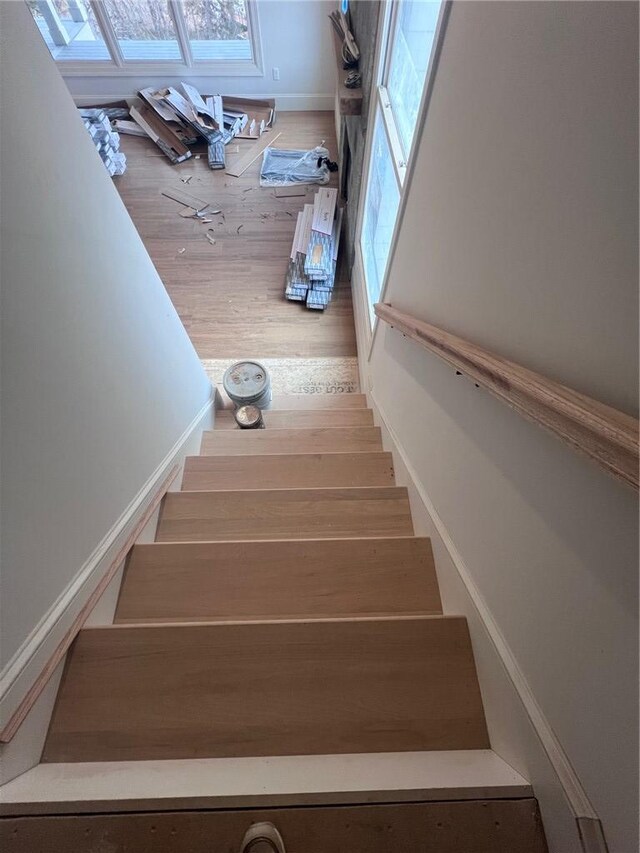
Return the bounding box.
[376,302,640,490]
[225,130,282,176]
[156,487,413,542]
[0,799,548,853]
[115,537,441,623]
[42,616,488,762]
[0,466,180,745]
[182,452,395,490]
[116,114,356,359]
[268,393,367,409]
[214,408,374,429]
[201,426,382,455]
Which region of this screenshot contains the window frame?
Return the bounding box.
[354,0,450,350]
[30,0,264,76]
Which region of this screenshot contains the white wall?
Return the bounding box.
[61,0,336,110]
[362,2,638,851]
[0,1,212,670]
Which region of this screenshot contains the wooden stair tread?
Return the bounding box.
[182,452,395,490]
[115,537,441,623]
[215,409,374,429]
[201,427,383,456]
[42,617,489,763]
[268,394,367,410]
[156,487,413,542]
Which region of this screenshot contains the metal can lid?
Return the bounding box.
[234,405,262,428]
[222,361,269,400]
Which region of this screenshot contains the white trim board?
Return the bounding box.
[72,93,334,111]
[365,388,605,853]
[0,395,214,736]
[0,749,530,816]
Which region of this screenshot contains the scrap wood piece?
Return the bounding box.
[130,105,192,164]
[275,185,307,198]
[112,119,147,138]
[161,186,210,211]
[225,132,282,178]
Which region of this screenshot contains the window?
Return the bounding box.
[359,0,445,320]
[27,0,261,72]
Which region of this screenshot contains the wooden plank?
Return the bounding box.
[375,302,640,490]
[115,537,441,623]
[0,466,180,744]
[214,409,373,430]
[0,799,548,852]
[267,393,367,409]
[181,452,395,490]
[42,616,488,762]
[156,487,413,542]
[161,186,210,210]
[225,131,282,177]
[201,427,383,456]
[274,185,308,197]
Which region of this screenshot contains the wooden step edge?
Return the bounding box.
[84,613,459,631]
[113,610,443,625]
[0,750,531,816]
[131,534,428,547]
[163,486,410,499]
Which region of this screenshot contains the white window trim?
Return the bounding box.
[352,0,451,358]
[35,0,264,77]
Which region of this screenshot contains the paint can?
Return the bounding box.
[234,405,264,429]
[223,360,272,409]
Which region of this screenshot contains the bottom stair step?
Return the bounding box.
[0,799,548,853]
[42,617,489,763]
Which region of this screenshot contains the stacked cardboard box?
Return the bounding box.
[285,188,343,311]
[79,109,126,177]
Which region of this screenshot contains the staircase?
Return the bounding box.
[3,394,548,852]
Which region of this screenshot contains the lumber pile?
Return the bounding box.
[285,188,343,311]
[79,108,126,177]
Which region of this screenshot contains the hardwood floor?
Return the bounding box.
[115,111,357,359]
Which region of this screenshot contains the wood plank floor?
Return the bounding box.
[115,112,356,359]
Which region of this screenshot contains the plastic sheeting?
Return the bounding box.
[260,145,331,187]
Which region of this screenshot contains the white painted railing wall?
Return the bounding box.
[353,3,638,852]
[0,0,212,733]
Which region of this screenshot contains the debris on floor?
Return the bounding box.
[285,188,342,311]
[78,108,127,177]
[95,86,276,171]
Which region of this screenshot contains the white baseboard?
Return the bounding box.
[0,396,214,747]
[367,389,605,853]
[72,92,334,112]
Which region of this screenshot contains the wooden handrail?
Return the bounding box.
[374,303,639,490]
